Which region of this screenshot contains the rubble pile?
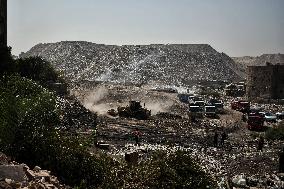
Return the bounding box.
[20,41,243,86]
[0,153,69,189]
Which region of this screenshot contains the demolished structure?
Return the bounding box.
[246,63,284,100]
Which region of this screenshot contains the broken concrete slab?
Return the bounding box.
[0,164,26,182]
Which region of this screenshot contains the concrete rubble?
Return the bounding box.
[0,153,69,189]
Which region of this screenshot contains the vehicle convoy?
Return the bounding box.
[117,101,151,120]
[247,113,264,130]
[231,100,250,113]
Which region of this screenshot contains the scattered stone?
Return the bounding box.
[33,166,41,172]
[0,152,70,189]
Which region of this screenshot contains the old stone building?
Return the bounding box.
[246,63,284,100]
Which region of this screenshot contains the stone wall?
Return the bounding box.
[246,64,284,100]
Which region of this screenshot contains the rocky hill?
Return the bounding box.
[21,41,244,86]
[231,56,256,68]
[232,54,284,68]
[251,54,284,66]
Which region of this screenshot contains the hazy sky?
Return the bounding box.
[8,0,284,56]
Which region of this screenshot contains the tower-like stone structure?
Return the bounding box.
[0,0,7,48]
[246,64,284,100]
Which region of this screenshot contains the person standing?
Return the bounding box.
[279,147,284,173]
[213,131,219,147]
[132,128,142,146]
[257,136,264,151]
[220,131,227,146]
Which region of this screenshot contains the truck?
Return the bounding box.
[231,100,250,113]
[208,99,224,113]
[204,105,217,118]
[247,114,264,130]
[188,105,203,121]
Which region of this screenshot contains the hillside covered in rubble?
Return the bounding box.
[20,41,244,85]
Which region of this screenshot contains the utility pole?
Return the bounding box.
[0,0,9,74]
[0,0,7,48]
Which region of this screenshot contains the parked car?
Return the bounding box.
[264,112,277,122]
[276,112,284,120]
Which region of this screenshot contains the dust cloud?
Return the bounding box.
[144,100,174,115]
[83,86,111,115]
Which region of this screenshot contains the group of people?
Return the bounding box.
[213,130,227,147]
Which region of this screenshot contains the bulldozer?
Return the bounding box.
[117,101,151,120]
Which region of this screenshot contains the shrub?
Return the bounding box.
[265,121,284,140]
[0,75,105,188]
[15,57,68,96]
[0,87,18,152]
[0,75,59,159]
[0,46,16,75]
[103,150,217,189]
[16,57,58,85]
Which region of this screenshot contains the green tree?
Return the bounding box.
[16,57,60,87]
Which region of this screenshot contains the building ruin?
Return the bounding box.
[246,63,284,100]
